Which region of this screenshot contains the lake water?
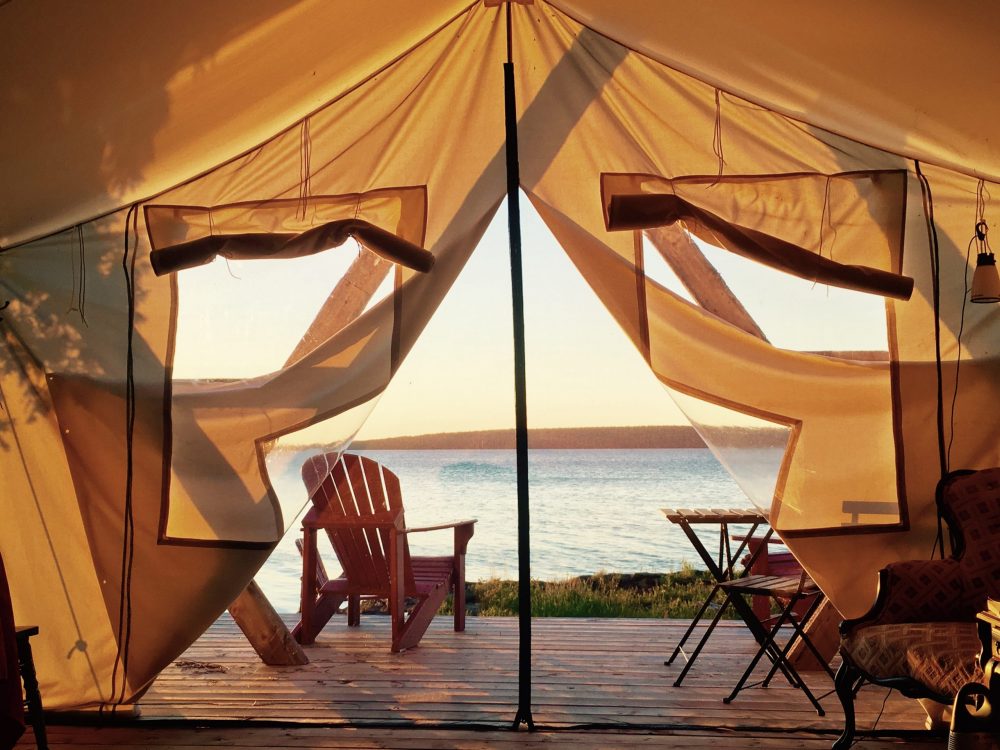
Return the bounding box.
[258,448,755,612]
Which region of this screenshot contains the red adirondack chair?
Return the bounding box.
[292,452,476,652]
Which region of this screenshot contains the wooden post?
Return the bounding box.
[285,249,392,366]
[227,580,308,666]
[503,2,535,730]
[645,225,768,342]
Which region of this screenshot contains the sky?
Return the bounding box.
[173,195,889,441]
[354,201,690,439]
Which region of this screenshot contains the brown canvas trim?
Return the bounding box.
[156,271,178,550]
[154,187,428,548]
[604,177,913,300]
[154,536,275,550]
[390,184,429,376]
[778,520,909,540]
[653,372,802,435]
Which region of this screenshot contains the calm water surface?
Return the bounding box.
[258,448,754,612]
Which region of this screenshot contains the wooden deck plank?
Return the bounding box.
[22,615,937,748]
[126,616,930,736]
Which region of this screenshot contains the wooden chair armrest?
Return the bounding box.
[400,519,477,535]
[401,520,476,557]
[840,558,968,637]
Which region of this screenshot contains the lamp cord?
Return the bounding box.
[947,181,988,467]
[915,161,948,559]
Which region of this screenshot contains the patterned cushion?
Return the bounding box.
[874,559,968,625]
[948,468,1000,606]
[843,622,983,698]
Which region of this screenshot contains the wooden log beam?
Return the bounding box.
[228,247,391,663]
[645,226,768,342]
[227,580,308,666]
[284,248,392,367]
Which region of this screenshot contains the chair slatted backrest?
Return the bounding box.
[302,452,415,594]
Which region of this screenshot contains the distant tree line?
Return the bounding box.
[351,425,709,450]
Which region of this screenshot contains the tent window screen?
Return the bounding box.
[146,189,426,380]
[143,187,427,546]
[642,232,891,356]
[604,171,907,535]
[665,389,795,518]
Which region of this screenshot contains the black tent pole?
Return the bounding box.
[504,1,534,731]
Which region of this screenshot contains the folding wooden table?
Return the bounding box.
[660,507,773,686]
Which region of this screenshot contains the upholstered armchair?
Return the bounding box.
[833,467,1000,750]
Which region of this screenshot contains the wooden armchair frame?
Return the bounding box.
[833,468,992,749]
[293,453,475,653]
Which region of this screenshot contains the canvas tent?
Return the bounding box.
[1,0,998,711]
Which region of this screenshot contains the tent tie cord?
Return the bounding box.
[298,118,313,221]
[148,218,434,276]
[712,88,726,183]
[817,175,839,261]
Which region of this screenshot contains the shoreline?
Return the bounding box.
[342,569,734,619]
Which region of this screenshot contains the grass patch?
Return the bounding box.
[440,567,736,619]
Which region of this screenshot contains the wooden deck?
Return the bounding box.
[22,615,943,749]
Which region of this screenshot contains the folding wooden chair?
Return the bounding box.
[661,508,772,687]
[718,570,832,714]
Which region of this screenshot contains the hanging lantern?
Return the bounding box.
[971,221,1000,303]
[971,251,1000,303]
